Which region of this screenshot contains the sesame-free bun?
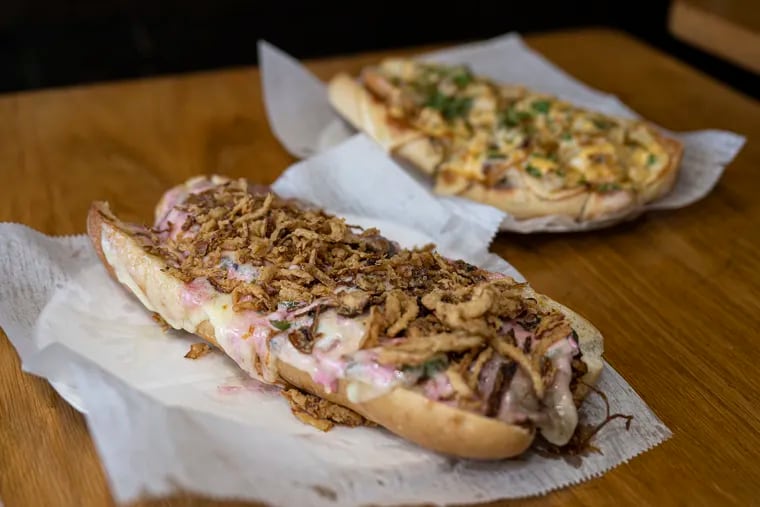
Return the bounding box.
[87,187,603,459]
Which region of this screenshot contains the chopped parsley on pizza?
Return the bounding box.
[329,59,683,222]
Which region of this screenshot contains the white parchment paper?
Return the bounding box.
[0,139,670,506]
[259,34,745,233]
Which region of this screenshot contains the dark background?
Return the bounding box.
[0,0,757,98]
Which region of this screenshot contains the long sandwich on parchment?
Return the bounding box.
[87,175,604,459]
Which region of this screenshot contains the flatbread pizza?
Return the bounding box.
[328,59,683,222]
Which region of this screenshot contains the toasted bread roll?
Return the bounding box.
[87,176,604,459]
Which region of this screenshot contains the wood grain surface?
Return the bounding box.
[669,0,760,73]
[1,28,758,507]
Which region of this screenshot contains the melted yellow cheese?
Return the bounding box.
[377,59,671,194]
[526,156,558,175]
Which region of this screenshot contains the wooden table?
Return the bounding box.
[1,28,758,507]
[669,0,760,73]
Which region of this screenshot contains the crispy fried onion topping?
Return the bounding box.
[372,280,576,411]
[281,388,373,432]
[144,179,486,314]
[139,178,581,419]
[184,342,212,359]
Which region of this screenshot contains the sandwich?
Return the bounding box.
[87,175,604,459]
[328,59,683,222]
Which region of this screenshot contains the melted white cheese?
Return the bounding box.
[104,229,409,400]
[537,338,579,445]
[104,224,580,432]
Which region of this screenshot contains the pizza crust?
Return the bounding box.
[393,137,443,175]
[581,135,683,221]
[637,135,684,204]
[457,179,590,220]
[330,73,444,175]
[328,73,423,150]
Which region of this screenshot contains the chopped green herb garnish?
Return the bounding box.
[445,97,473,120]
[425,91,472,120]
[592,118,611,130]
[526,164,543,178]
[531,152,557,162]
[561,132,573,141]
[487,149,506,159]
[556,168,566,177]
[501,108,519,127]
[425,90,448,110]
[531,100,551,114]
[647,153,657,166]
[452,69,473,88]
[422,357,448,378]
[270,320,291,331]
[597,183,622,192]
[500,107,533,127]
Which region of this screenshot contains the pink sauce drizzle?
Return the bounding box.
[155,178,217,235]
[356,360,397,386]
[182,278,214,308]
[311,350,346,393]
[163,208,190,240]
[423,372,454,400]
[161,180,577,413]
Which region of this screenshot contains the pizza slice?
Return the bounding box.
[328,58,683,222]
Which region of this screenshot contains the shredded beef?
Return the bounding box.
[132,177,584,419]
